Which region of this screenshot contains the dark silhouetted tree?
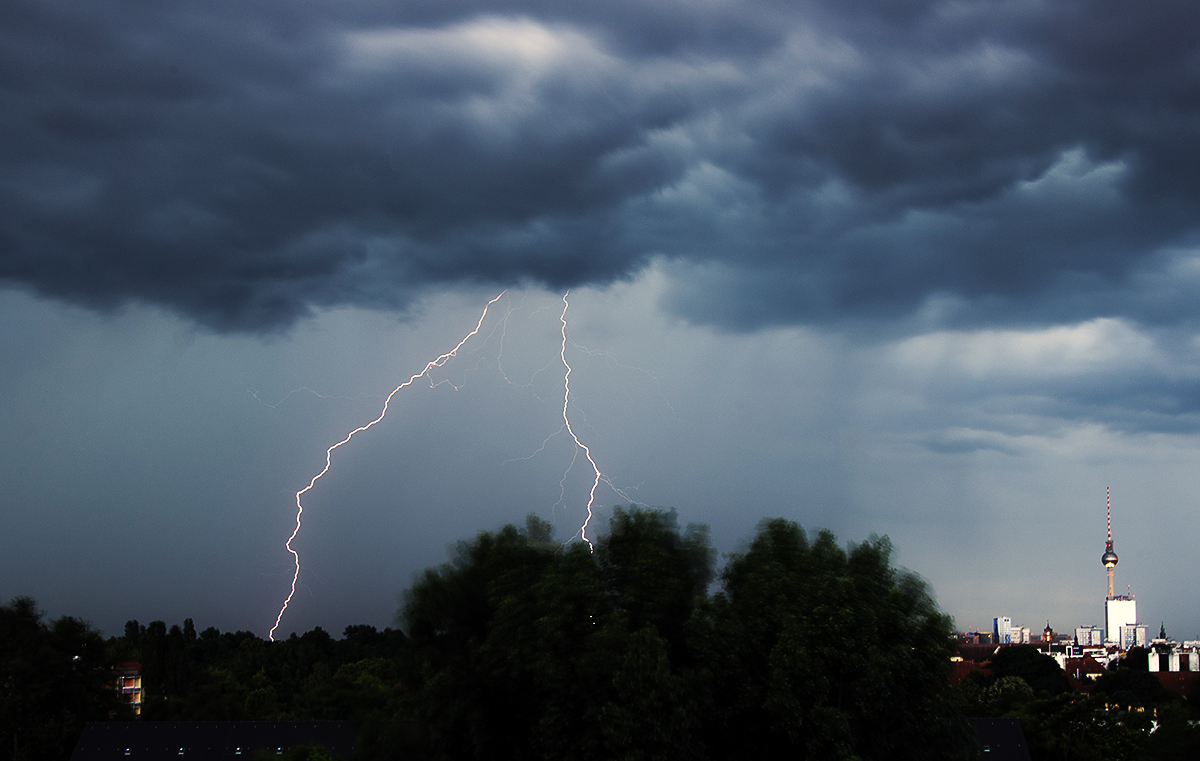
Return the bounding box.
[1,597,127,761]
[694,519,972,760]
[398,509,712,760]
[397,511,971,761]
[988,644,1071,696]
[1093,667,1175,708]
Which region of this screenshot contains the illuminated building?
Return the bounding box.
[113,662,142,716]
[1106,598,1136,646]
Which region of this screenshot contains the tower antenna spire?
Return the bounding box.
[1101,486,1118,599]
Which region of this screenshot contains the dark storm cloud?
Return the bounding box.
[3,0,1200,331]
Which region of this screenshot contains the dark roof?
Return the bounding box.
[956,644,999,663]
[71,722,354,761]
[1154,671,1200,697]
[950,661,991,685]
[1064,655,1106,675]
[967,718,1031,761]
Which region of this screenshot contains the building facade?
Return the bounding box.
[994,617,1013,645]
[1119,623,1149,651]
[113,662,142,716]
[1106,597,1137,645]
[1075,626,1104,646]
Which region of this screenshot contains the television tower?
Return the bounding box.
[1101,485,1119,599]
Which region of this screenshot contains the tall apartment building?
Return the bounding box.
[113,662,142,716]
[1075,626,1104,646]
[994,616,1013,645]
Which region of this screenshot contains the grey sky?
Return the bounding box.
[3,0,1200,639]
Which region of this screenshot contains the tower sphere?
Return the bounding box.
[1102,486,1118,568]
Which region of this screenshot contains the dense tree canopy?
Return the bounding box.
[1,597,127,761]
[399,511,712,760]
[397,510,971,760]
[987,645,1072,697]
[695,520,968,760]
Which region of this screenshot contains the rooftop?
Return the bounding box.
[71,722,354,761]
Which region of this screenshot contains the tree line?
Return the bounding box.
[18,506,1193,760]
[2,508,970,759]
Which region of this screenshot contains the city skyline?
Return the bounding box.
[968,487,1171,645]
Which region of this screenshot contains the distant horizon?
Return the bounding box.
[13,491,1194,646]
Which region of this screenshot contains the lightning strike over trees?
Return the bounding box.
[267,289,641,638]
[268,292,507,641]
[558,292,604,550]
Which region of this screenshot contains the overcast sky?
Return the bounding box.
[4,0,1200,641]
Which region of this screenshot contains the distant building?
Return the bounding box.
[1119,623,1149,651]
[1064,654,1107,683]
[1147,640,1200,695]
[992,620,1032,644]
[1149,649,1199,672]
[1107,598,1137,645]
[112,662,142,717]
[958,630,993,645]
[995,617,1013,645]
[1075,626,1104,646]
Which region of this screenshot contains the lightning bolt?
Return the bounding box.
[558,291,606,551]
[268,291,507,640]
[502,291,643,542]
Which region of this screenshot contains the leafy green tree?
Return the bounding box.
[1121,646,1150,671]
[398,511,973,760]
[401,520,560,758]
[244,684,280,720]
[984,675,1036,715]
[598,507,714,659]
[1015,693,1150,761]
[1144,702,1200,760]
[1092,667,1176,709]
[696,519,972,760]
[988,645,1071,696]
[398,509,712,760]
[122,620,141,647]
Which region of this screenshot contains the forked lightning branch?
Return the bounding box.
[268,291,620,640]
